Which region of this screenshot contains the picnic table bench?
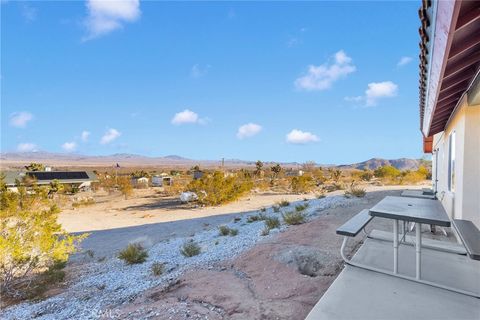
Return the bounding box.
[452,219,480,260]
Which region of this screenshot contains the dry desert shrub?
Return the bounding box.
[118,243,148,265]
[180,241,201,257]
[282,211,305,225]
[186,171,253,206]
[264,217,281,230]
[151,262,165,276]
[344,182,367,198]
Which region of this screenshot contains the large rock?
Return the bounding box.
[274,245,339,277]
[180,192,198,203]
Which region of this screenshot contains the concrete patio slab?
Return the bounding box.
[306,238,480,320]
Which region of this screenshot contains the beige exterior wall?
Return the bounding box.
[432,89,480,228]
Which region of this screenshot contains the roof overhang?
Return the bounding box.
[419,0,480,137]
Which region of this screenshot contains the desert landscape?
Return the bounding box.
[5,1,477,319]
[1,174,431,320]
[0,152,433,319]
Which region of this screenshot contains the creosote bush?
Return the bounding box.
[290,175,315,194]
[272,205,280,213]
[118,243,148,265]
[181,241,201,257]
[0,178,87,298]
[25,260,67,299]
[282,211,305,225]
[264,217,281,230]
[186,171,253,206]
[229,228,239,236]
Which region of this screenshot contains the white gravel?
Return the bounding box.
[1,195,355,320]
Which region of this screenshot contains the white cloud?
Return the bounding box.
[237,123,262,139]
[81,130,91,142]
[83,0,141,41]
[62,142,77,152]
[365,81,398,106]
[286,129,319,144]
[171,109,208,125]
[190,64,210,78]
[295,50,356,91]
[17,143,37,152]
[100,128,121,144]
[397,56,413,67]
[345,81,398,106]
[9,111,33,128]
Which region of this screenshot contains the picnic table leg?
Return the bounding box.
[400,221,404,240]
[416,222,422,280]
[393,220,399,274]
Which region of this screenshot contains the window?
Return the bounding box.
[448,131,456,192]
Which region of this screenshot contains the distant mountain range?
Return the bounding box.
[338,158,429,171]
[0,152,428,171]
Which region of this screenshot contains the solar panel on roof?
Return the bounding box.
[27,171,89,181]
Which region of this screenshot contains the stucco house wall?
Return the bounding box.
[432,88,480,228]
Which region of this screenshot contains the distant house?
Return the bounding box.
[284,169,304,177]
[151,175,173,187]
[131,176,149,187]
[3,171,97,190]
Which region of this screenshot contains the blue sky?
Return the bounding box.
[1,1,424,164]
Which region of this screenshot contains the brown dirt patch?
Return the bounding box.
[114,189,400,319]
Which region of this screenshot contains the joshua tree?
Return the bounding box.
[270,164,282,185]
[131,170,149,178]
[25,163,45,171]
[254,160,264,177]
[329,169,342,183]
[48,179,64,197]
[271,164,282,176]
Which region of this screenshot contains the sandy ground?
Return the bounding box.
[60,189,322,233]
[60,185,427,233]
[64,185,426,260]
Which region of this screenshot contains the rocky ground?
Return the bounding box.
[3,187,438,320]
[108,189,405,320]
[2,192,360,320]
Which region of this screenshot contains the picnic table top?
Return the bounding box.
[369,196,450,227]
[401,190,436,199]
